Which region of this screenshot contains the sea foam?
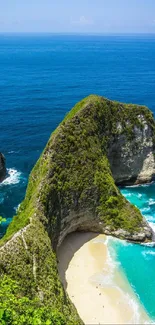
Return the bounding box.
[91,236,143,324]
[142,250,155,258]
[0,168,22,186]
[149,199,155,206]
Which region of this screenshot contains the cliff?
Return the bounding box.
[0,95,155,324]
[0,153,6,182]
[108,115,155,185]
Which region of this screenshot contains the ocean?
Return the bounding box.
[0,33,155,322]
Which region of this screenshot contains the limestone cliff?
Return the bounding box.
[108,115,155,185]
[0,152,6,182]
[0,95,155,324]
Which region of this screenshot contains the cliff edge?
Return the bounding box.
[0,95,155,324]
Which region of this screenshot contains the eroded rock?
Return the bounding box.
[0,152,6,182]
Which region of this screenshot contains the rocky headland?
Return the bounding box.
[0,152,6,183]
[0,95,155,324]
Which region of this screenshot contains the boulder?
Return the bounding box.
[0,152,6,182]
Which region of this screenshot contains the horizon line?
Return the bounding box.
[0,31,155,36]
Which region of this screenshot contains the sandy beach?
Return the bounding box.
[57,232,150,325]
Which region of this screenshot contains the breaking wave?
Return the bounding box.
[0,168,22,186]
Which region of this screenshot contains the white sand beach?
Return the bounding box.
[57,232,150,325]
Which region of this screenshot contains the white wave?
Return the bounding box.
[124,293,141,324]
[144,319,155,324]
[149,199,155,206]
[106,245,120,272]
[141,207,151,213]
[106,239,153,323]
[146,216,155,222]
[91,241,143,324]
[91,237,119,287]
[122,192,132,198]
[8,150,20,154]
[125,182,154,189]
[141,181,155,187]
[90,235,152,323]
[110,236,132,247]
[149,222,155,234]
[141,242,155,248]
[125,185,139,188]
[14,203,21,212]
[0,168,22,186]
[142,250,155,257]
[138,193,142,199]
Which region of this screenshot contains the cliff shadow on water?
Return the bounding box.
[0,95,155,324]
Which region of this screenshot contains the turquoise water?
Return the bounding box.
[112,184,155,321]
[0,34,155,320]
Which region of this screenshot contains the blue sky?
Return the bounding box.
[0,0,155,33]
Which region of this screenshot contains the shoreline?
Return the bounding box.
[57,232,151,324]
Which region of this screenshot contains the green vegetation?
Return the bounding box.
[1,147,51,244]
[0,276,74,325]
[0,222,82,324]
[94,157,142,232]
[0,95,154,324]
[1,95,154,244]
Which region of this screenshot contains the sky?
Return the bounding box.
[0,0,155,34]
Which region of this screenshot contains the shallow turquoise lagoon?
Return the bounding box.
[113,183,155,320]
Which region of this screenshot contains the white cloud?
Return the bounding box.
[71,16,94,26]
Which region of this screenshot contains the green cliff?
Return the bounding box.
[0,95,155,324]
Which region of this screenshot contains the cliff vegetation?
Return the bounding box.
[0,95,155,324]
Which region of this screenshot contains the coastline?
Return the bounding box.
[57,232,150,325]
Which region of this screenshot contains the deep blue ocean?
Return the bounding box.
[0,34,155,321]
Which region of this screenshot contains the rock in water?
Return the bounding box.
[0,153,6,182]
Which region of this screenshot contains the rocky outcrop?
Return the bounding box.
[0,152,6,182]
[108,116,155,185]
[0,95,155,323]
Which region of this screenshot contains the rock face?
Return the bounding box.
[108,116,155,185]
[0,95,155,323]
[0,152,6,182]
